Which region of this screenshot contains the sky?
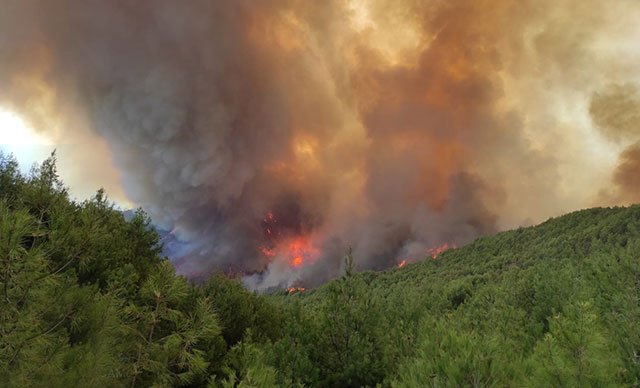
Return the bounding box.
[0,0,639,288]
[0,108,131,205]
[0,109,51,171]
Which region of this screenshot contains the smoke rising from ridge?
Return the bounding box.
[0,0,639,288]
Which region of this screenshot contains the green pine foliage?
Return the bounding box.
[0,153,279,387]
[527,301,622,387]
[2,151,640,386]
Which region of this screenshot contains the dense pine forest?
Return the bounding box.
[2,152,640,387]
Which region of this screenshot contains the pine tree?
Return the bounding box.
[527,301,623,387]
[124,260,222,387]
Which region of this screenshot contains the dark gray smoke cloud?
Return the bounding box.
[0,0,638,288]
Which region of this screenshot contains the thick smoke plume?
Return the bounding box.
[590,83,640,204]
[0,0,639,288]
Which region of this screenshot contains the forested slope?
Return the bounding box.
[274,205,640,387]
[2,152,640,387]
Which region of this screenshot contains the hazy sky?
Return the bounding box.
[0,108,131,205]
[1,0,639,287]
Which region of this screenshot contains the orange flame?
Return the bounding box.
[395,242,456,268]
[287,287,306,293]
[428,242,456,259]
[286,236,319,268]
[258,211,320,269]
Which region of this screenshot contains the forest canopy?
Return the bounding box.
[1,152,639,387]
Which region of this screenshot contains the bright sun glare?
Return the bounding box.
[0,109,49,146]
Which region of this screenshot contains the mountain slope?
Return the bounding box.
[278,205,640,386]
[337,205,640,299]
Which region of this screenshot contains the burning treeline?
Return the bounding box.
[0,0,639,289]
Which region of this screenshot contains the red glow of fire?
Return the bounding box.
[259,245,276,257]
[396,242,456,268]
[287,287,306,293]
[258,211,320,269]
[263,212,277,237]
[286,236,319,268]
[428,242,456,259]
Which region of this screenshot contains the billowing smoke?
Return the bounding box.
[590,83,640,204]
[0,0,639,289]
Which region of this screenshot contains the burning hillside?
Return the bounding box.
[397,242,456,268]
[0,1,639,289]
